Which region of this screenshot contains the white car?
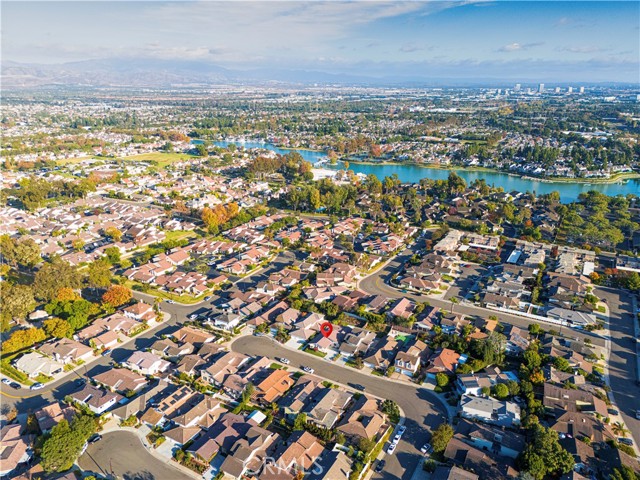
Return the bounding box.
[387,442,397,454]
[1,378,10,386]
[30,382,44,390]
[393,433,402,444]
[166,300,175,304]
[279,358,290,365]
[302,366,315,374]
[421,444,433,455]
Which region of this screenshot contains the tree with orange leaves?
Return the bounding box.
[102,285,132,307]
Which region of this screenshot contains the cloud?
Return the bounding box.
[498,42,544,53]
[557,45,606,54]
[400,43,426,53]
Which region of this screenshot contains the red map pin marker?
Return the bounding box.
[320,322,333,338]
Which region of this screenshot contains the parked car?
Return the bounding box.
[393,433,402,444]
[607,408,619,416]
[188,314,198,320]
[75,378,87,386]
[374,460,386,473]
[1,378,11,386]
[421,444,433,455]
[618,437,634,446]
[302,366,315,374]
[30,382,44,390]
[101,349,112,357]
[88,434,102,444]
[387,442,397,454]
[166,300,175,304]
[636,409,640,420]
[9,382,21,390]
[397,425,406,435]
[204,296,212,301]
[350,383,366,391]
[279,358,290,365]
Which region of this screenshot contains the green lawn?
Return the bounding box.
[125,280,207,305]
[164,230,198,243]
[122,152,197,168]
[304,347,327,358]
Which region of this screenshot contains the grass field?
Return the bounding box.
[56,152,197,168]
[121,152,197,168]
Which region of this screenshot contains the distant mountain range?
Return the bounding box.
[1,58,402,88]
[1,58,634,89]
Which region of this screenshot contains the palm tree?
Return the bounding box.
[450,296,459,314]
[612,421,629,438]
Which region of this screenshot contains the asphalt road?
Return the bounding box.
[78,430,193,480]
[596,286,640,446]
[231,335,448,480]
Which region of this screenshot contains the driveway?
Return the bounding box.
[78,430,193,480]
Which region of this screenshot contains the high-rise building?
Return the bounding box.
[554,87,561,93]
[538,83,545,93]
[514,83,521,92]
[579,86,585,94]
[568,86,573,93]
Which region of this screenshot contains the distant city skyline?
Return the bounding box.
[2,1,639,83]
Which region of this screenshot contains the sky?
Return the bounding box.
[2,1,639,83]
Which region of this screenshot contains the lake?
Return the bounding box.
[210,140,640,203]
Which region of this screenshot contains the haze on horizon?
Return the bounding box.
[2,0,639,84]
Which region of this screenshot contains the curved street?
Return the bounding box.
[231,335,448,480]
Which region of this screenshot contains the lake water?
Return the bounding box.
[210,140,640,203]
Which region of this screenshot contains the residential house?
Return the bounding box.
[186,413,256,463]
[219,426,278,479]
[122,301,156,322]
[0,424,33,478]
[364,338,398,371]
[38,338,94,365]
[424,348,461,378]
[261,430,325,480]
[459,395,521,428]
[395,340,428,377]
[253,369,295,405]
[70,385,123,414]
[14,352,64,378]
[542,383,607,418]
[171,325,217,346]
[337,395,386,442]
[122,351,170,376]
[339,327,376,359]
[34,402,75,434]
[443,436,517,480]
[93,368,149,393]
[432,466,479,480]
[455,419,525,459]
[308,451,352,480]
[201,351,250,386]
[304,388,353,430]
[504,326,530,355]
